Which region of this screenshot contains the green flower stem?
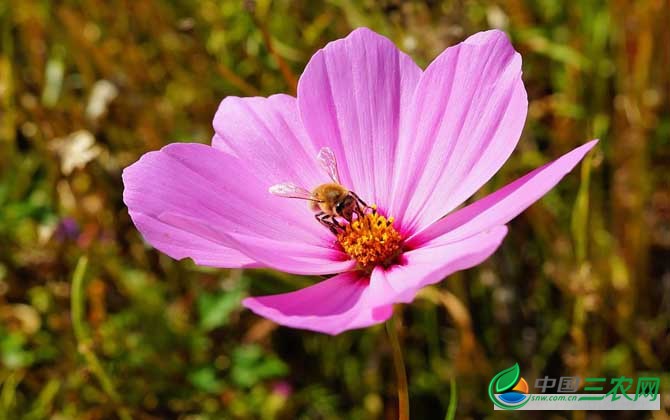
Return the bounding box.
[386,310,409,420]
[445,376,457,420]
[71,256,132,420]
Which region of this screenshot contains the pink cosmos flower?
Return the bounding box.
[123,28,597,335]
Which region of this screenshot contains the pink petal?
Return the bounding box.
[123,143,349,273]
[221,232,356,275]
[128,211,257,268]
[212,94,327,189]
[389,30,527,235]
[368,226,509,306]
[242,271,393,335]
[243,226,508,334]
[297,27,422,209]
[408,140,598,247]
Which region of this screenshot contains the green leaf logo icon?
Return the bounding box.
[495,363,520,393]
[488,363,529,410]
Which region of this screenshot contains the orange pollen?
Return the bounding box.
[337,208,403,272]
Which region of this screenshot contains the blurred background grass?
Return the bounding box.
[1,0,669,419]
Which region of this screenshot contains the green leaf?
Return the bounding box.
[197,287,244,331]
[494,363,521,393]
[230,345,288,388]
[0,330,35,369]
[188,367,223,393]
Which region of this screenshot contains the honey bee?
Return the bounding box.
[269,147,369,234]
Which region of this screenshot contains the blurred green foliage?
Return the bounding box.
[0,0,669,419]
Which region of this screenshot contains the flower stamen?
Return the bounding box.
[337,207,403,273]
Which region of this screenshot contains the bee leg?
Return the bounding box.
[349,191,372,215]
[314,212,329,227]
[349,191,369,208]
[329,215,343,229]
[315,212,339,235]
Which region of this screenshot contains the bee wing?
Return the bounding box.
[268,182,319,201]
[316,147,340,184]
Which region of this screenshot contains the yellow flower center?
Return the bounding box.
[337,207,403,273]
